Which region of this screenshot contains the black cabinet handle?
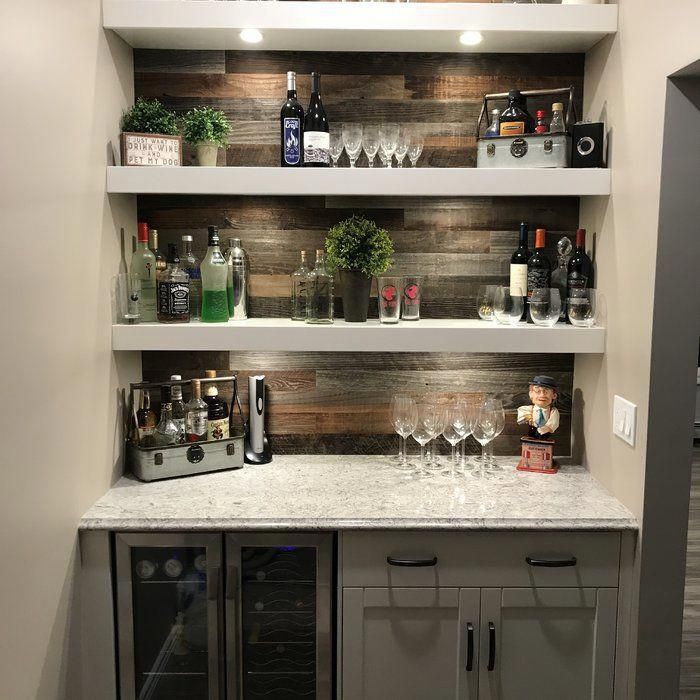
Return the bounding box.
[386,555,438,567]
[466,623,474,671]
[525,556,578,568]
[487,622,496,671]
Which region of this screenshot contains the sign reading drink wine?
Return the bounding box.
[120,132,182,167]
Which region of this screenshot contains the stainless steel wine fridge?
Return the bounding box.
[115,532,334,700]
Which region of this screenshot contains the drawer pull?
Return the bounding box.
[487,622,496,671]
[525,556,578,568]
[386,555,438,567]
[466,623,474,671]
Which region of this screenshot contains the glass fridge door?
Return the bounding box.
[116,533,224,700]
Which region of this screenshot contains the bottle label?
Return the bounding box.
[187,412,208,440]
[138,426,155,440]
[208,417,230,441]
[510,264,528,296]
[157,281,190,318]
[184,266,201,281]
[500,122,525,136]
[283,118,302,165]
[568,272,589,291]
[527,269,550,298]
[173,418,186,444]
[304,131,330,164]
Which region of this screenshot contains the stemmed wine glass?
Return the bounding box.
[363,125,380,167]
[341,123,363,168]
[379,123,399,168]
[394,127,411,168]
[442,401,469,469]
[391,395,417,469]
[412,402,437,475]
[407,129,424,167]
[459,399,477,470]
[472,400,500,476]
[329,128,344,167]
[425,402,447,472]
[480,398,505,473]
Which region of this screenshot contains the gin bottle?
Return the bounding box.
[200,226,229,323]
[551,236,572,322]
[291,250,309,321]
[306,249,333,324]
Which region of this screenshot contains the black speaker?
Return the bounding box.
[571,122,605,168]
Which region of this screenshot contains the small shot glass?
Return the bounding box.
[401,275,422,321]
[377,276,402,324]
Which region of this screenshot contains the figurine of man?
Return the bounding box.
[517,375,560,439]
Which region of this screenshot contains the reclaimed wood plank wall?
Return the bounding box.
[136,49,583,455]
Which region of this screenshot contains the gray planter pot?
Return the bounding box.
[194,141,219,166]
[339,269,373,322]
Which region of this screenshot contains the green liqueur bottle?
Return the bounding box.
[130,222,157,322]
[200,225,229,323]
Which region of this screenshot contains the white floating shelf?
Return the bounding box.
[103,1,618,53]
[112,319,605,353]
[107,166,611,197]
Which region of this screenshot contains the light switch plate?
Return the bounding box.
[613,395,637,446]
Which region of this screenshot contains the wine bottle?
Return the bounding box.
[526,228,552,324]
[510,222,530,321]
[567,228,595,295]
[303,72,329,167]
[280,71,304,167]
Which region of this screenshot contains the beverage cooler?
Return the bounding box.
[115,533,334,700]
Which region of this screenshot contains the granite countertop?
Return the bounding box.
[80,455,637,531]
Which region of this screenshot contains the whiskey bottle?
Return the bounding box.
[149,228,167,273]
[155,385,179,446]
[170,375,186,444]
[185,379,208,442]
[499,90,534,136]
[136,389,157,447]
[291,250,309,321]
[306,249,334,324]
[157,244,190,324]
[203,370,230,440]
[181,235,202,320]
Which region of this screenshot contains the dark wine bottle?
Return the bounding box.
[303,72,329,167]
[280,71,304,167]
[567,228,595,295]
[510,222,531,321]
[526,228,552,324]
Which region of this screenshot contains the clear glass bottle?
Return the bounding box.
[157,244,190,324]
[136,389,157,447]
[484,108,501,138]
[185,379,208,443]
[551,236,573,323]
[291,251,309,321]
[181,235,201,320]
[200,226,230,323]
[155,385,179,446]
[306,249,334,324]
[170,375,186,444]
[130,223,157,322]
[550,102,565,134]
[149,228,167,273]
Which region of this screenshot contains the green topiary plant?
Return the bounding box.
[121,97,179,135]
[325,215,394,277]
[182,107,231,147]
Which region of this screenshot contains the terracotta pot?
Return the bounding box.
[195,141,219,167]
[339,269,373,323]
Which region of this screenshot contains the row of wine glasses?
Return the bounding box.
[391,395,506,477]
[330,123,424,168]
[476,286,598,327]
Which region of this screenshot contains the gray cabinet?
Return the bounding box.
[342,587,480,700]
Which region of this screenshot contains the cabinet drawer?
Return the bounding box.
[341,531,620,588]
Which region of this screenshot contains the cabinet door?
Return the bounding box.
[478,588,617,700]
[342,587,480,700]
[115,533,224,700]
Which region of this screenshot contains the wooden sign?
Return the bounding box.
[120,132,182,167]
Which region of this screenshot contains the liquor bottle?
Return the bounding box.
[170,375,186,444]
[280,71,304,167]
[567,228,595,296]
[149,228,167,273]
[200,226,230,323]
[510,222,531,321]
[484,108,501,138]
[130,222,157,322]
[157,244,190,324]
[306,249,334,324]
[185,379,208,443]
[526,228,552,323]
[155,385,179,446]
[535,110,548,134]
[224,238,249,320]
[303,72,330,167]
[551,236,573,323]
[203,370,230,441]
[136,389,157,447]
[291,250,309,321]
[499,90,533,136]
[181,235,202,321]
[549,102,566,134]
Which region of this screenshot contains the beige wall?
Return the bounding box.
[0,1,138,698]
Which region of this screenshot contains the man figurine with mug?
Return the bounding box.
[517,375,560,439]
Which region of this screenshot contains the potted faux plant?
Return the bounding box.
[120,97,181,166]
[182,107,231,166]
[325,215,394,323]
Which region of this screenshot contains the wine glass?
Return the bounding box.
[363,125,380,167]
[412,403,437,475]
[426,402,447,471]
[530,288,562,327]
[567,289,598,327]
[442,401,468,469]
[459,398,477,470]
[472,402,500,476]
[329,128,344,167]
[407,129,424,167]
[480,398,505,473]
[476,285,498,321]
[394,126,411,168]
[494,286,524,325]
[379,123,399,167]
[391,395,417,469]
[341,123,363,168]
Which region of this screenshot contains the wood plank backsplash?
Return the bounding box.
[136,49,582,456]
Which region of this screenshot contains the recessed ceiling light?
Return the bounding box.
[459,30,483,47]
[240,28,263,44]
